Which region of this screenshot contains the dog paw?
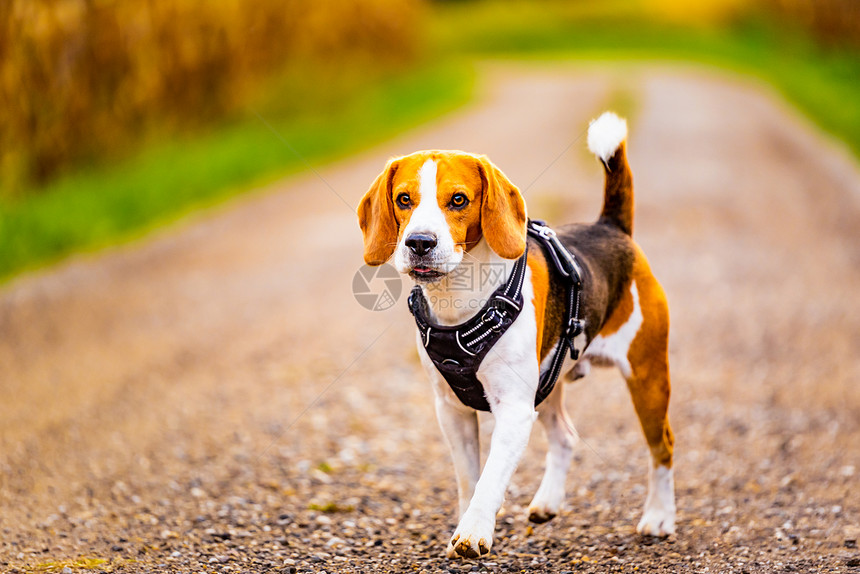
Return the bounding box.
[527,482,563,524]
[636,507,676,537]
[446,514,494,559]
[527,505,557,524]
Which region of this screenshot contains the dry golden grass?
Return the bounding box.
[0,0,423,194]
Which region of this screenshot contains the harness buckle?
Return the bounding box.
[566,318,584,360]
[481,307,506,332]
[529,219,556,239]
[534,223,556,239]
[567,318,584,339]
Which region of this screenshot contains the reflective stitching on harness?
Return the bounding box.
[495,294,521,310]
[455,331,477,357]
[513,275,523,299]
[462,321,485,337]
[467,328,494,345]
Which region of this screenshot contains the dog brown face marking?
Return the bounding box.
[357,151,527,266]
[388,153,485,253]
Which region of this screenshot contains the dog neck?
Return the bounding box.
[419,237,517,326]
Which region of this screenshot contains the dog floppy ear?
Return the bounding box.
[477,156,527,259]
[357,158,400,266]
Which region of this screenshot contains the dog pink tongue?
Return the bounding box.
[414,267,430,272]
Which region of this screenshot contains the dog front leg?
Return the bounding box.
[434,397,480,519]
[528,382,578,523]
[447,400,537,559]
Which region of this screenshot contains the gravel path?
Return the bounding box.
[1,63,859,573]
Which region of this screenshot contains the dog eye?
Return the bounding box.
[450,193,468,209]
[396,193,411,208]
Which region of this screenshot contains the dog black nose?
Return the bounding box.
[405,233,437,256]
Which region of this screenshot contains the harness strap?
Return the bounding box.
[408,252,529,411]
[527,220,585,406]
[409,220,584,412]
[409,254,527,348]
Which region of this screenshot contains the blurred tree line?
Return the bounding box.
[628,0,859,43]
[764,0,860,48]
[1,0,857,197]
[0,0,423,195]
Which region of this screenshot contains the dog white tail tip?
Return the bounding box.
[587,112,628,163]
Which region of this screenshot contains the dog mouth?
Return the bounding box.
[409,266,446,282]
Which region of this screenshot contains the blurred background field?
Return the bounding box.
[1,0,859,281]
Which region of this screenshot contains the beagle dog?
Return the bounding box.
[357,113,675,559]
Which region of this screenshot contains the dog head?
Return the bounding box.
[357,151,527,282]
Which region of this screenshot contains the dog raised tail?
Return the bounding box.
[588,112,633,236]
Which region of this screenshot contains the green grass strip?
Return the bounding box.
[0,61,474,282]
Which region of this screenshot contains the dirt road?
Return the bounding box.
[1,63,859,573]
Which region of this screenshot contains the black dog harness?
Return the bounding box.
[408,220,584,412]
